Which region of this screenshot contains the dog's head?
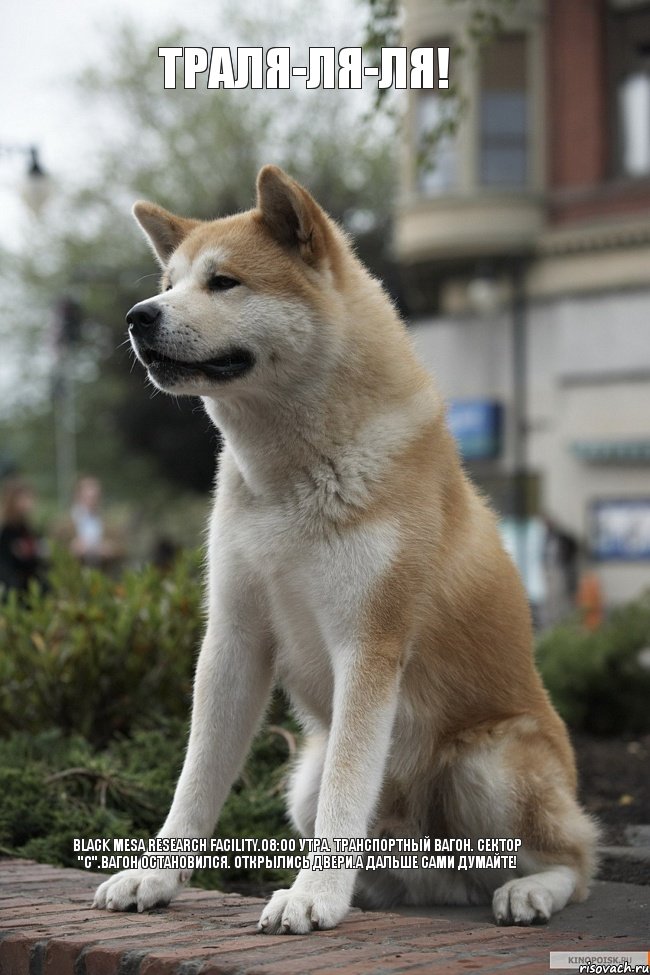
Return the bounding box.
[127,166,350,400]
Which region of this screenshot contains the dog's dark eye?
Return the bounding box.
[165,283,173,292]
[208,275,240,291]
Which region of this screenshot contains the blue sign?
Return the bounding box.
[447,400,503,461]
[589,498,650,561]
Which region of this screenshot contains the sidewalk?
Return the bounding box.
[0,858,647,975]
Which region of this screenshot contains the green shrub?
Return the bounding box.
[0,729,165,863]
[0,550,300,892]
[0,549,204,745]
[0,710,298,893]
[536,592,650,735]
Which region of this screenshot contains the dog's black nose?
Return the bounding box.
[126,300,161,334]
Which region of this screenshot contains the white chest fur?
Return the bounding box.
[219,476,399,728]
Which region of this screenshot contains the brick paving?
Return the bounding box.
[0,859,647,975]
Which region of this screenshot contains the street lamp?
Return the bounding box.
[52,298,83,508]
[0,143,52,214]
[467,258,530,594]
[510,258,530,595]
[0,143,75,510]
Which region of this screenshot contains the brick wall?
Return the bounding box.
[546,0,650,225]
[547,0,608,191]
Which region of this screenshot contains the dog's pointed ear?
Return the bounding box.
[132,202,198,266]
[256,165,329,267]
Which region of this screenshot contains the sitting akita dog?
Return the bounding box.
[94,166,597,933]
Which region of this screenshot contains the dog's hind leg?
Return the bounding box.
[441,715,600,926]
[493,863,581,925]
[493,742,599,924]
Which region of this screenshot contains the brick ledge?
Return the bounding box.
[0,858,645,975]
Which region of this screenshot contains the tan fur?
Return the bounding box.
[93,166,598,932]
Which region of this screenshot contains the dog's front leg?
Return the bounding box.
[94,584,273,913]
[259,642,401,934]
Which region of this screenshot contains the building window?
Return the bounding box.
[416,91,458,195]
[414,37,458,196]
[619,72,650,174]
[608,5,650,177]
[479,34,528,188]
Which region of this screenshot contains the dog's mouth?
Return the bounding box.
[140,347,255,383]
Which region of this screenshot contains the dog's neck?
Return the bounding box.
[203,365,440,521]
[204,380,356,503]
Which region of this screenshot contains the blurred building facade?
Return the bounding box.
[396,0,650,607]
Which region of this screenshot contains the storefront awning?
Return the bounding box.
[571,439,650,464]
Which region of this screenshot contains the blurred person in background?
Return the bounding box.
[542,514,580,626]
[0,477,47,593]
[68,475,123,570]
[152,536,178,573]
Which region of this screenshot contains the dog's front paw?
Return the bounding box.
[492,878,553,926]
[93,868,184,913]
[258,885,349,934]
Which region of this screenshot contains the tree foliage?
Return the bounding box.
[3,0,525,514]
[4,13,394,511]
